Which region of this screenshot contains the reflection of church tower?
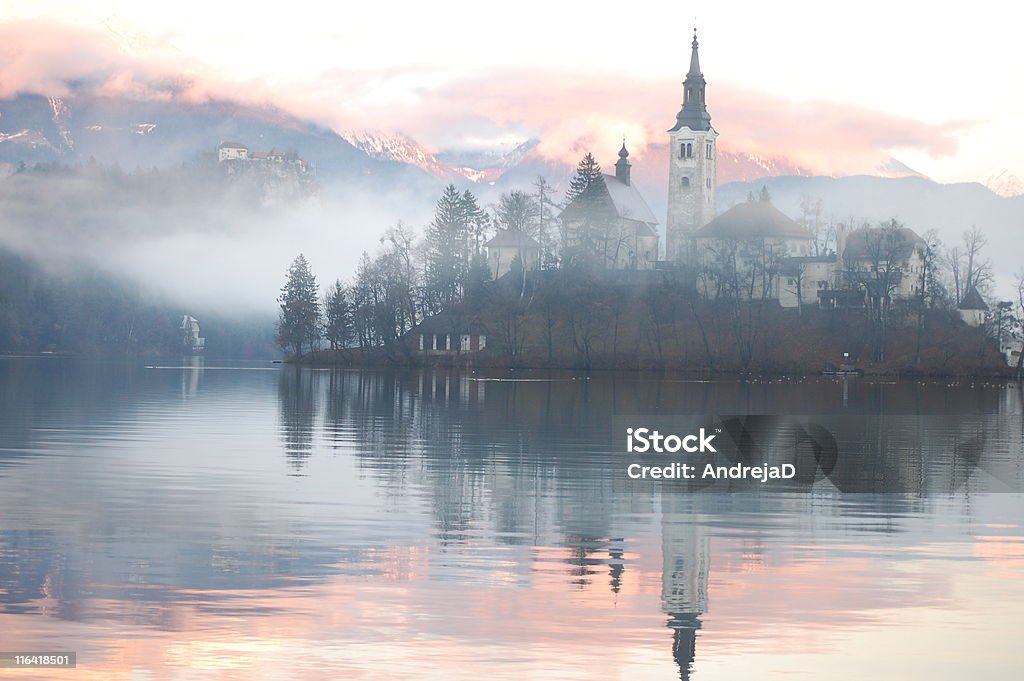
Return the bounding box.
[666,29,718,262]
[661,493,710,680]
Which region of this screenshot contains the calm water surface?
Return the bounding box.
[1,358,1022,680]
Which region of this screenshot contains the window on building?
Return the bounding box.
[706,177,711,189]
[681,176,690,189]
[680,143,685,159]
[687,143,693,158]
[706,143,712,159]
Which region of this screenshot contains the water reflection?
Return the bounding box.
[278,367,317,468]
[661,497,708,681]
[0,361,1021,679]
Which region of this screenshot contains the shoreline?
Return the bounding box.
[286,349,1019,381]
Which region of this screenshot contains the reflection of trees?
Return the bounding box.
[303,369,1024,676]
[313,369,1019,553]
[277,368,319,469]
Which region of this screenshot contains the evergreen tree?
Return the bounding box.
[322,279,353,351]
[424,184,470,310]
[276,254,321,357]
[461,189,491,257]
[563,153,612,267]
[465,252,493,303]
[566,152,606,202]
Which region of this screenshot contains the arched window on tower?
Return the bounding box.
[687,143,693,158]
[706,143,712,159]
[681,176,690,189]
[679,143,685,159]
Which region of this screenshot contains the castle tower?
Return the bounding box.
[666,29,718,262]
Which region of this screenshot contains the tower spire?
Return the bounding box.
[687,28,701,79]
[615,139,631,185]
[670,28,712,132]
[664,27,718,263]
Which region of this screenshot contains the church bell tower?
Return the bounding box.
[666,29,718,262]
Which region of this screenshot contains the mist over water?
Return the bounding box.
[0,169,434,315]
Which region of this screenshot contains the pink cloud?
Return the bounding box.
[385,68,972,176]
[0,21,972,178]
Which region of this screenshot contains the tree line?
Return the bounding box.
[275,176,563,357]
[275,160,1024,378]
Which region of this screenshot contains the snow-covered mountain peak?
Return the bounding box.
[986,169,1024,197]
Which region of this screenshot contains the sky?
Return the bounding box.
[1,1,1022,182]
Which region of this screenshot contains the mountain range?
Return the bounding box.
[1,91,1022,293]
[0,93,431,189]
[338,128,888,188]
[7,91,1007,193]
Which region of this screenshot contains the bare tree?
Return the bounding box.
[783,262,808,317]
[381,220,421,327]
[963,227,993,297]
[533,176,560,268]
[914,234,943,365]
[698,236,779,370]
[946,227,993,304]
[798,195,834,256]
[563,272,608,371]
[494,190,533,233]
[1016,271,1024,381]
[845,220,908,361]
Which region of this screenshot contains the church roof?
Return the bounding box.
[959,287,989,311]
[693,200,812,240]
[485,229,540,248]
[602,174,659,229]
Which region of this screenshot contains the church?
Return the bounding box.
[558,143,660,270]
[488,30,930,314]
[556,29,718,269]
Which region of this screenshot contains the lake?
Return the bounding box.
[1,358,1022,680]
